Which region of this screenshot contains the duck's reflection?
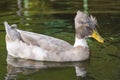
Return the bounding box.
[5,55,90,80]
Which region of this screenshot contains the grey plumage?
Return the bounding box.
[4,22,22,41]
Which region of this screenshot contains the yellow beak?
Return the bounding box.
[91,30,104,43]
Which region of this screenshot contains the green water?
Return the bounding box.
[0,0,120,80]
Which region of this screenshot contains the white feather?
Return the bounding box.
[74,37,88,47]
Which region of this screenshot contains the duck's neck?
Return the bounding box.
[74,37,88,48]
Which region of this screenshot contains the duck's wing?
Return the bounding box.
[4,21,73,53]
[17,29,73,52]
[4,21,23,41]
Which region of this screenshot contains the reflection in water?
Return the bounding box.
[17,0,25,25]
[83,0,88,15]
[5,55,91,80]
[17,0,22,16]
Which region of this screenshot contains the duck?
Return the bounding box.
[4,10,104,62]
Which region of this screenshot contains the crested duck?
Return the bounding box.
[4,11,104,62]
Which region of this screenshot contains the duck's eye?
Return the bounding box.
[81,21,85,24]
[80,19,89,24]
[79,21,86,24]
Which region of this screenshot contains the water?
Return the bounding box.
[0,0,120,80]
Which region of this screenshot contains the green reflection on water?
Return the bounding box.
[0,0,120,80]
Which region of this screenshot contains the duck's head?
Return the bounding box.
[74,11,104,43]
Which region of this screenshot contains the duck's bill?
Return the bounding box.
[91,30,104,43]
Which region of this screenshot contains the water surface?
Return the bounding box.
[0,0,120,80]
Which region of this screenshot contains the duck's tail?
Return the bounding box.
[4,21,22,40]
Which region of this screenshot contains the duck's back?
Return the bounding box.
[17,30,73,53]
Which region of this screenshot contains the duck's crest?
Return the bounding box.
[4,21,22,40]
